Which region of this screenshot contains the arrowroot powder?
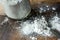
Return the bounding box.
[17,16,53,37]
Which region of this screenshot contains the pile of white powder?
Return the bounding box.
[18,16,53,37]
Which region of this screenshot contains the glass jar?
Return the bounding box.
[3,0,31,19]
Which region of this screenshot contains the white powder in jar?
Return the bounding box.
[2,0,22,5]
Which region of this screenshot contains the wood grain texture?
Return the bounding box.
[30,0,60,5]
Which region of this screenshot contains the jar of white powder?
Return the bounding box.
[2,0,31,19]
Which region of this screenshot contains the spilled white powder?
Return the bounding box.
[1,17,8,25]
[50,14,60,32]
[58,39,60,40]
[18,16,52,37]
[30,37,37,40]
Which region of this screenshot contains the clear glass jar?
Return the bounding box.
[3,0,31,19]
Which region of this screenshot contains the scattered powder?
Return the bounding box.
[58,39,60,40]
[50,14,60,32]
[30,37,37,40]
[1,17,8,25]
[18,16,52,37]
[18,0,22,3]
